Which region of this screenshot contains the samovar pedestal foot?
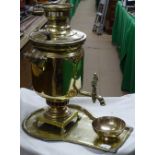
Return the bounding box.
[23,100,80,140]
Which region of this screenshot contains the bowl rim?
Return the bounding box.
[92,116,126,134]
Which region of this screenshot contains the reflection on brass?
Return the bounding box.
[22,2,132,152]
[23,105,133,152]
[92,116,126,140]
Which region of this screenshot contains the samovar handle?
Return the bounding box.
[23,49,47,71]
[24,49,47,63]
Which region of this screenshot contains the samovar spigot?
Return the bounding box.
[91,73,105,105]
[78,73,105,106]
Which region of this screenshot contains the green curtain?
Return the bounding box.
[69,0,81,17]
[112,1,135,93]
[96,0,100,9]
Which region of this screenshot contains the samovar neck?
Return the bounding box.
[43,3,71,36]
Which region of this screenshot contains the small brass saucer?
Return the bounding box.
[92,116,126,141]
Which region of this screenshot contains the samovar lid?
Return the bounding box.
[29,3,86,51]
[30,29,86,46]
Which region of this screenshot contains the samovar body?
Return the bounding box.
[31,49,84,101]
[29,3,86,103]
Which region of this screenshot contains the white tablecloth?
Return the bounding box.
[20,88,135,155]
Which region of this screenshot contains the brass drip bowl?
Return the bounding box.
[92,116,126,142]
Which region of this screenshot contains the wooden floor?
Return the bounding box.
[71,0,123,97]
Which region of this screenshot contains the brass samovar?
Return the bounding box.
[23,2,105,139]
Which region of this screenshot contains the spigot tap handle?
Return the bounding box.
[97,96,105,106]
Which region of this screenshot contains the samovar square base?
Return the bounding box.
[23,107,80,139]
[38,109,79,130]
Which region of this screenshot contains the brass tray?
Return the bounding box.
[23,104,133,153]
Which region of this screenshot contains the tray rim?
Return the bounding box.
[22,104,133,153]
